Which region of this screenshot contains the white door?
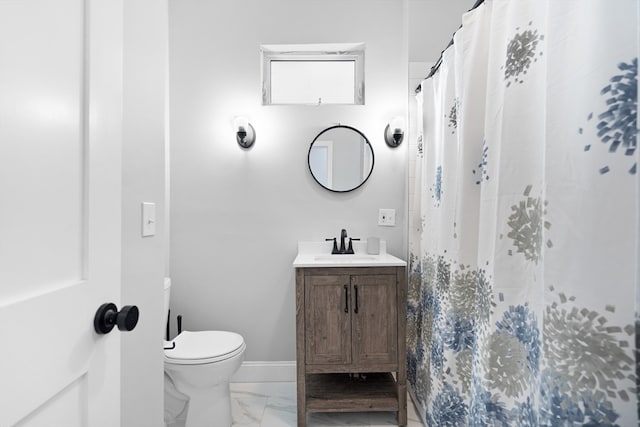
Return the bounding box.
[0,0,125,425]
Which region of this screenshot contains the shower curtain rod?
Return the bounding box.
[414,0,485,94]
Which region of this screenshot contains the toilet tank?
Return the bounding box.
[164,277,171,337]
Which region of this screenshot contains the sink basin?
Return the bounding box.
[313,255,377,262]
[293,241,406,268]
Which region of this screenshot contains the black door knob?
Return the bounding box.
[94,303,140,334]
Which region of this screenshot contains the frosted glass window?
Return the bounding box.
[271,61,355,105]
[261,43,365,105]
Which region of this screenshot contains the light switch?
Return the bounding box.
[142,202,156,237]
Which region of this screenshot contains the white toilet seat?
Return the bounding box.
[165,330,245,365]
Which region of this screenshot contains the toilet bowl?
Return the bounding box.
[163,278,246,427]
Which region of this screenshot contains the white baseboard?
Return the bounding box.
[231,361,296,383]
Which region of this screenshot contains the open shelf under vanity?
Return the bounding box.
[305,372,400,413]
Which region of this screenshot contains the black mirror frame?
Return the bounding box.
[307,124,375,193]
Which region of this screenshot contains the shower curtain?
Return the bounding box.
[407,0,639,425]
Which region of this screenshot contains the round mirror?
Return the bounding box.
[307,125,374,192]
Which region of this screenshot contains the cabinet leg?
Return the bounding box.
[397,384,407,426]
[296,374,306,427]
[297,409,306,427]
[296,398,306,426]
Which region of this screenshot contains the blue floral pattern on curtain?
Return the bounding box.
[408,1,639,426]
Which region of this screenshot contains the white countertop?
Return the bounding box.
[293,240,406,268]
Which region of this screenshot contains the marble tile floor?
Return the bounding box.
[230,382,425,427]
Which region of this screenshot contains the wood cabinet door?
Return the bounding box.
[351,274,398,366]
[305,275,352,365]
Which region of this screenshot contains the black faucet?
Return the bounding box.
[339,229,348,254]
[326,229,359,254]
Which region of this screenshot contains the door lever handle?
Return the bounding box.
[94,303,140,334]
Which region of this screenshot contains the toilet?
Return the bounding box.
[163,278,246,427]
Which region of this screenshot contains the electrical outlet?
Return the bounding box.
[142,202,156,237]
[378,208,396,226]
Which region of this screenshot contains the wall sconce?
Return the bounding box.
[384,116,405,147]
[233,116,256,148]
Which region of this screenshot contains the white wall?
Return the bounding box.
[168,0,408,364]
[120,0,168,425]
[409,0,473,62]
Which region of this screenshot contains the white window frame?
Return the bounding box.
[261,43,365,105]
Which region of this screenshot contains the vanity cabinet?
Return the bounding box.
[295,266,407,426]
